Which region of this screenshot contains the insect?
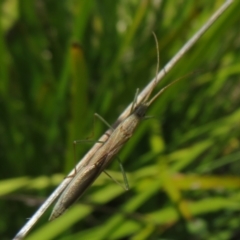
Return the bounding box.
[49,33,182,221]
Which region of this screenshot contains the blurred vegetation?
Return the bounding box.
[1,0,240,239]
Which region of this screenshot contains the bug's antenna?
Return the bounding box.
[152,31,160,84]
[148,70,197,106]
[143,32,161,103]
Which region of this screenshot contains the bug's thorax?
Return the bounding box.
[115,102,149,139]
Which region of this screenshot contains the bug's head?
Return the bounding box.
[133,103,148,119]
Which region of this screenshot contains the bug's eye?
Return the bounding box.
[134,104,147,118]
[139,111,146,118]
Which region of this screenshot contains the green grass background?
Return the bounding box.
[1,0,240,239]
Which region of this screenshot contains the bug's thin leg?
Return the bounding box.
[94,113,114,130]
[73,112,111,151]
[130,88,140,113]
[67,113,110,179]
[70,140,107,177]
[103,170,129,191]
[66,139,106,179]
[102,156,129,191]
[143,115,155,120]
[75,112,113,150]
[116,156,129,190]
[102,159,129,191]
